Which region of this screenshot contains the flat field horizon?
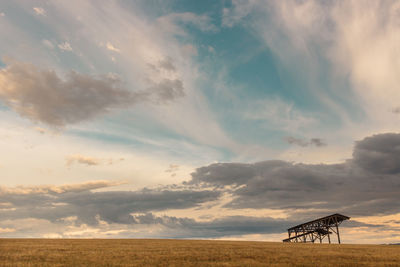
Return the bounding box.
[0,239,399,266]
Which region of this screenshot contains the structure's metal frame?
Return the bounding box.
[282,213,350,244]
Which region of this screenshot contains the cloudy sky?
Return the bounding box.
[0,0,400,244]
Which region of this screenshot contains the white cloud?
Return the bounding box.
[255,0,400,116]
[252,1,400,123]
[244,98,315,133]
[66,154,124,167]
[66,154,102,167]
[42,39,54,49]
[33,7,46,16]
[106,42,120,53]
[157,12,217,35]
[58,41,72,51]
[34,127,47,134]
[0,227,15,233]
[0,180,123,195]
[329,1,400,121]
[222,0,257,27]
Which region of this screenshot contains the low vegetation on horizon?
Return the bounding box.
[0,239,399,266]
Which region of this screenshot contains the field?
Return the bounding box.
[0,239,399,266]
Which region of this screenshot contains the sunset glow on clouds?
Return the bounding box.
[0,0,400,243]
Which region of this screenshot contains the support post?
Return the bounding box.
[327,226,331,244]
[336,222,341,244]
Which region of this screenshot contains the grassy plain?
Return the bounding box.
[0,239,399,266]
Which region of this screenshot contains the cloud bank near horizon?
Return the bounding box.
[0,133,399,241]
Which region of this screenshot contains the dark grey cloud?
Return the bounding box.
[0,184,220,226]
[158,57,176,72]
[0,180,293,237]
[145,57,184,103]
[126,213,376,239]
[130,213,294,238]
[0,60,185,127]
[353,133,400,174]
[391,107,400,114]
[310,138,326,147]
[148,79,185,103]
[148,57,177,73]
[285,136,327,147]
[191,133,400,217]
[190,162,257,186]
[285,136,309,147]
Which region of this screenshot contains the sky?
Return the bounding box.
[0,0,400,244]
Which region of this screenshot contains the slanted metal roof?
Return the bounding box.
[288,213,350,231]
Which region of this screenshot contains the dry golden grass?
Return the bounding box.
[0,239,399,266]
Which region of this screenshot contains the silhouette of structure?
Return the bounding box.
[282,213,350,244]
